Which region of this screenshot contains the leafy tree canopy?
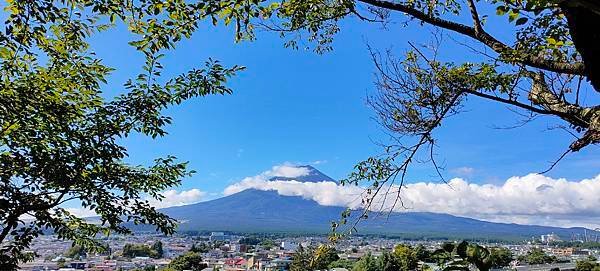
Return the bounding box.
[166,251,207,271]
[352,249,418,271]
[353,253,379,271]
[0,0,249,268]
[151,241,164,258]
[488,247,513,269]
[64,244,87,259]
[329,258,357,269]
[239,237,262,246]
[259,239,277,250]
[290,244,340,271]
[190,242,210,254]
[431,241,504,271]
[122,243,162,259]
[576,256,600,271]
[393,244,419,270]
[517,247,557,265]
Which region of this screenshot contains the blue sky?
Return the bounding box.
[76,10,600,220]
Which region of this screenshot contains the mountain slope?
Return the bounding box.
[163,189,343,233]
[160,166,589,240]
[163,189,587,239]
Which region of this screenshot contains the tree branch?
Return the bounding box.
[464,89,554,116]
[356,0,585,75]
[529,72,600,151]
[465,0,483,34]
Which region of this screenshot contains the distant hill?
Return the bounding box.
[160,166,589,240]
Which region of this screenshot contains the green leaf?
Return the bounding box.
[508,9,519,22]
[496,5,508,15]
[0,47,11,59]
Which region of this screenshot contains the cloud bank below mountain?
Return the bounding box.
[224,165,600,228]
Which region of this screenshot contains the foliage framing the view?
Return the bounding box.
[0,0,258,268]
[288,241,513,271]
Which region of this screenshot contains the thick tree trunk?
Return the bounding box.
[559,3,600,149]
[561,3,600,92]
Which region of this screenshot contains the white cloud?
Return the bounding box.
[267,164,311,178]
[65,207,98,218]
[397,174,600,217]
[224,164,311,195]
[311,160,328,165]
[225,179,364,207]
[147,189,207,209]
[224,169,600,228]
[65,188,207,218]
[450,166,475,176]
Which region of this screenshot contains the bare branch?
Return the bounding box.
[540,149,571,174]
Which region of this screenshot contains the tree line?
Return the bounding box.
[290,241,514,271]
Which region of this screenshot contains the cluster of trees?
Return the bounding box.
[239,237,262,246]
[516,248,558,265]
[576,256,600,271]
[64,242,110,259]
[189,242,211,254]
[351,244,428,271]
[290,245,341,271]
[423,242,512,271]
[133,245,208,271]
[238,236,282,250]
[259,239,278,250]
[353,252,415,271]
[162,251,207,271]
[122,241,163,259]
[488,247,514,269]
[159,243,212,271]
[290,241,513,271]
[64,245,87,259]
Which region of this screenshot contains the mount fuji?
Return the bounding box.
[159,166,589,240]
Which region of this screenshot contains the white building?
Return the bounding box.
[541,233,561,243]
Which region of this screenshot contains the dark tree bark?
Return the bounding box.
[561,4,600,92]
